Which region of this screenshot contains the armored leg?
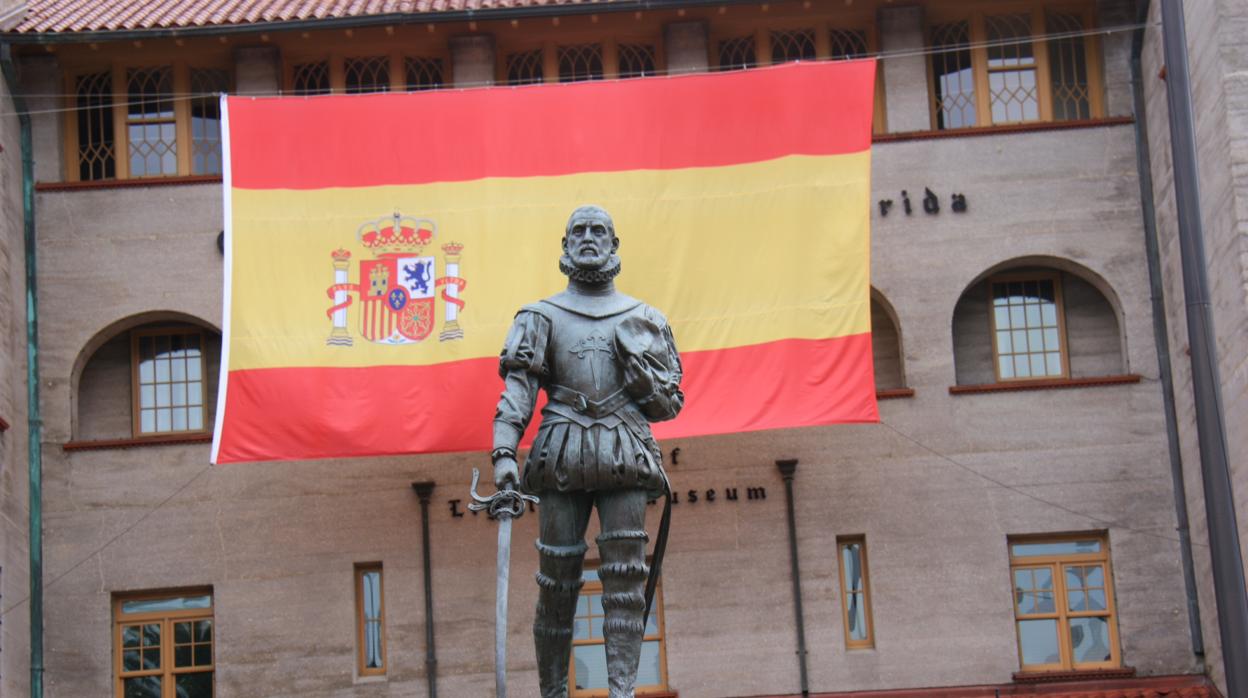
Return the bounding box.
[595,489,651,698]
[535,492,594,698]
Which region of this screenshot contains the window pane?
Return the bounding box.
[846,592,868,639]
[637,640,662,686]
[841,543,863,592]
[123,625,142,648]
[365,620,383,668]
[175,671,213,698]
[156,408,172,431]
[176,644,193,667]
[362,571,381,618]
[345,56,390,93]
[189,407,204,430]
[996,331,1013,354]
[558,44,604,83]
[140,409,155,433]
[76,71,116,180]
[140,385,155,408]
[931,21,976,128]
[1047,12,1091,121]
[1069,617,1112,663]
[505,50,543,85]
[718,36,756,71]
[1018,619,1060,666]
[572,644,609,690]
[124,676,162,698]
[123,595,212,614]
[573,618,590,640]
[1012,540,1102,557]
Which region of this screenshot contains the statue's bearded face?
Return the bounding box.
[563,210,618,270]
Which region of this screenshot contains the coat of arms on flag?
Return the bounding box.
[324,212,467,346]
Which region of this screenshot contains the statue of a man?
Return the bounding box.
[492,205,683,698]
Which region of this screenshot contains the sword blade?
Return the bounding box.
[495,513,512,698]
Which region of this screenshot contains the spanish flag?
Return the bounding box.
[211,60,878,464]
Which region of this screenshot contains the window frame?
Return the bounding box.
[708,16,886,134]
[282,49,451,95]
[64,59,233,182]
[355,562,388,677]
[569,563,669,697]
[1008,533,1121,672]
[986,272,1071,383]
[113,589,215,698]
[837,535,876,650]
[129,325,210,439]
[926,1,1105,130]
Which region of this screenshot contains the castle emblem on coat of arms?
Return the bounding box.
[325,212,466,346]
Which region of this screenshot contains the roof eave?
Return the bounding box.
[1,0,753,44]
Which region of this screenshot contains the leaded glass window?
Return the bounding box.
[985,14,1040,123]
[829,28,869,60]
[126,66,177,177]
[190,68,228,175]
[618,43,656,78]
[292,61,331,96]
[771,28,816,63]
[931,21,976,129]
[717,35,756,70]
[345,56,391,94]
[1047,12,1092,121]
[506,49,544,85]
[76,71,115,180]
[405,56,444,91]
[558,44,604,82]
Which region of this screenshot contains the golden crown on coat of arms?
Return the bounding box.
[356,211,437,256]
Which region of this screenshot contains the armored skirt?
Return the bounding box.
[493,298,683,501]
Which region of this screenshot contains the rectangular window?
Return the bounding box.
[75,71,115,180]
[131,327,207,436]
[928,3,1103,129]
[617,44,657,79]
[837,535,874,649]
[69,63,229,182]
[716,35,757,71]
[126,66,178,177]
[1010,534,1119,672]
[356,563,387,676]
[114,591,214,698]
[291,60,332,95]
[989,275,1068,381]
[571,567,667,696]
[404,56,444,91]
[506,49,545,85]
[189,68,229,176]
[771,28,817,63]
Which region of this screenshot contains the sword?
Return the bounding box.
[469,468,539,698]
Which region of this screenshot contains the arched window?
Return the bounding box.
[952,263,1123,386]
[76,317,221,441]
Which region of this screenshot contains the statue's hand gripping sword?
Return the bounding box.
[469,468,540,698]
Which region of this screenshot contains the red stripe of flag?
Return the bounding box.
[214,333,876,463]
[226,61,876,191]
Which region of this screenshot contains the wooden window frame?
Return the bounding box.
[926,1,1105,130]
[987,272,1071,383]
[64,59,232,183]
[1008,533,1121,673]
[282,50,451,95]
[709,17,885,134]
[130,326,210,439]
[355,563,388,677]
[837,535,875,650]
[113,589,214,698]
[569,564,669,697]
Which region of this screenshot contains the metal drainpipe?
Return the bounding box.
[1128,0,1204,660]
[412,482,438,698]
[1159,1,1248,692]
[0,42,43,698]
[776,459,809,697]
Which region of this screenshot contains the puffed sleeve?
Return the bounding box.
[493,309,551,453]
[617,306,684,423]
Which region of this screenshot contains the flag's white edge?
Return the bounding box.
[210,93,233,465]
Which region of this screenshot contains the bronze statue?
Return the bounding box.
[492,205,683,698]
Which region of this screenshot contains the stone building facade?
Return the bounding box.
[0,0,1241,696]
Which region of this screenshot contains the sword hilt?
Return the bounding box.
[469,468,540,519]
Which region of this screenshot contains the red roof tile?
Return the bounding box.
[7,0,618,34]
